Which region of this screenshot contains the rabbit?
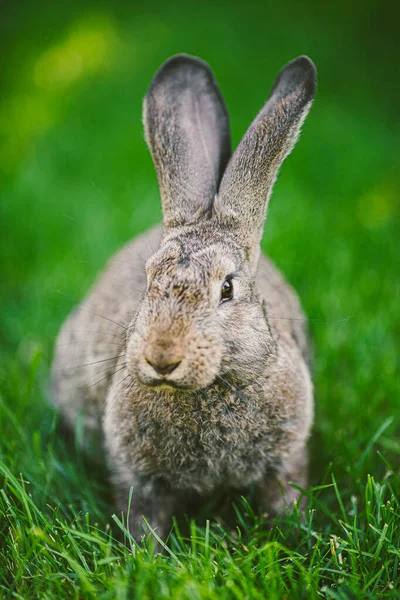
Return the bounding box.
[51,53,316,541]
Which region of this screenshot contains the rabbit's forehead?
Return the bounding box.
[146,235,244,280]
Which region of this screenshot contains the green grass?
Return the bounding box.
[1,0,399,597]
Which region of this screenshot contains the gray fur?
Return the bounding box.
[144,54,231,228]
[214,56,316,264]
[51,54,316,541]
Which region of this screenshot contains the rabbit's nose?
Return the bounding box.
[145,356,182,376]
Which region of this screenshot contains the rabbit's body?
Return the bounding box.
[51,54,317,539]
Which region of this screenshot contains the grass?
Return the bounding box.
[0,0,399,597]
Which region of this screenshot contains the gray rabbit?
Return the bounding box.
[51,54,316,540]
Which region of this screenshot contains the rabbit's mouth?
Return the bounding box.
[145,378,197,392]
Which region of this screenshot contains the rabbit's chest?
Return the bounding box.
[133,390,285,492]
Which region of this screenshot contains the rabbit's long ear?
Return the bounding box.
[214,56,316,262]
[144,54,231,229]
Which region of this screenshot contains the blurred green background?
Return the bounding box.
[1,0,399,530]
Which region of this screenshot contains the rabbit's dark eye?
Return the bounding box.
[220,278,233,303]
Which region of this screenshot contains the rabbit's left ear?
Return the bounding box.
[144,54,231,229]
[214,56,316,262]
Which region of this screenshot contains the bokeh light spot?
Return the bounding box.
[33,15,117,89]
[0,13,118,173]
[357,184,397,230]
[34,49,83,89]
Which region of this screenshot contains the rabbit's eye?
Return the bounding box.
[220,278,233,303]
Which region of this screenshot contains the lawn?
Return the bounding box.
[1,0,399,598]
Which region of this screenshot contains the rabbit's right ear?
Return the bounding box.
[144,54,231,229]
[214,56,316,265]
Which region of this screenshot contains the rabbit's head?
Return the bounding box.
[126,54,316,391]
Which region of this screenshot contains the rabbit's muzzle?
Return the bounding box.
[144,337,183,378]
[145,355,182,376]
[126,316,223,392]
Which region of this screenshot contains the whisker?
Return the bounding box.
[77,306,129,331]
[102,373,133,421]
[144,234,160,259]
[63,329,124,340]
[230,365,290,382]
[91,180,124,216]
[55,341,122,348]
[120,377,135,419]
[74,361,126,388]
[268,316,353,323]
[127,245,148,266]
[85,365,126,391]
[107,370,130,400]
[131,328,146,343]
[51,355,122,373]
[111,259,146,273]
[52,292,130,331]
